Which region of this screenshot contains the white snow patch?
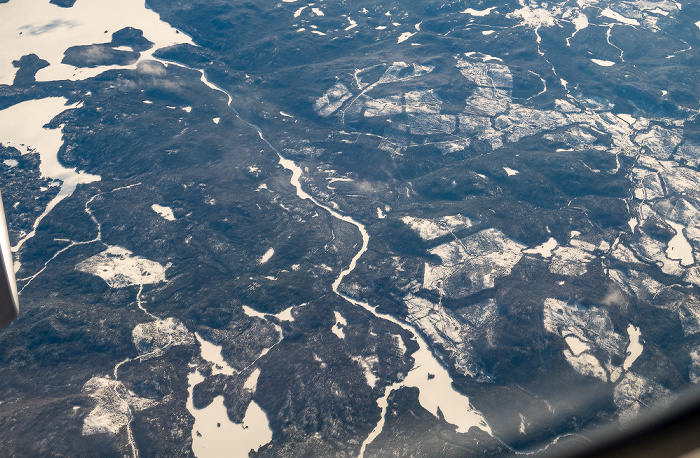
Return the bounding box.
[3,159,17,168]
[549,246,594,276]
[76,246,166,288]
[565,335,590,356]
[332,311,347,339]
[623,325,643,370]
[525,237,558,258]
[507,5,557,30]
[82,377,155,436]
[424,228,525,297]
[666,220,694,266]
[259,248,275,264]
[312,7,324,16]
[568,12,589,46]
[397,32,416,44]
[564,350,607,381]
[601,8,640,26]
[151,204,176,221]
[212,117,220,124]
[461,7,496,16]
[402,214,474,240]
[314,82,352,117]
[503,167,519,176]
[591,59,616,67]
[618,114,636,125]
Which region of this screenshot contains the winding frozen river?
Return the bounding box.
[157,57,494,454]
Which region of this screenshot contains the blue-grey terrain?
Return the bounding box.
[1,0,700,456]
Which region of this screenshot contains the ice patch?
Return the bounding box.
[195,333,235,376]
[461,7,496,16]
[666,220,694,266]
[243,368,261,391]
[275,305,295,322]
[76,246,166,288]
[618,114,636,125]
[591,59,615,67]
[397,32,416,44]
[601,8,640,26]
[565,335,590,356]
[623,325,643,370]
[567,11,589,46]
[377,62,434,85]
[332,311,347,339]
[151,204,175,221]
[259,247,274,264]
[524,237,558,258]
[294,6,307,17]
